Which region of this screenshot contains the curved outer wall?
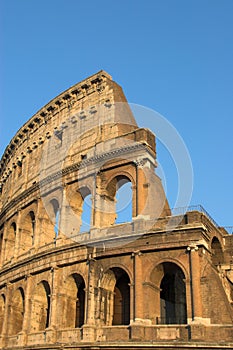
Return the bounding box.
[0,71,232,349]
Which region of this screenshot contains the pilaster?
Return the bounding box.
[187,245,210,325]
[82,257,96,342]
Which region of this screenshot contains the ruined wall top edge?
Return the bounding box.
[0,70,138,176]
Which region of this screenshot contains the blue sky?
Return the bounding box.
[1,0,232,227]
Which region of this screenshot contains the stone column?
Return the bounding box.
[46,266,59,343]
[136,164,147,217]
[20,275,33,345]
[82,257,96,342]
[187,245,204,323]
[132,251,144,322]
[130,251,148,341]
[49,267,59,329]
[129,283,134,323]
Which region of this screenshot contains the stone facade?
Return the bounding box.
[0,71,232,349]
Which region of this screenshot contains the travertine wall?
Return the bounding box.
[0,71,232,349]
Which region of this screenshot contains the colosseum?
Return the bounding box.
[0,71,232,349]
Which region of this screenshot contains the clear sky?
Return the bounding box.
[0,0,232,227]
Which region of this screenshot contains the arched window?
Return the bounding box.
[8,288,25,335]
[50,199,60,238]
[109,267,130,325]
[104,175,133,226]
[30,211,36,245]
[211,237,224,266]
[19,211,35,255]
[63,274,86,328]
[30,281,51,332]
[79,188,92,233]
[115,180,132,224]
[159,263,187,324]
[0,294,5,334]
[76,279,85,327]
[6,222,16,262]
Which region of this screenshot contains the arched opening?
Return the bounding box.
[63,274,86,328]
[104,175,133,226]
[50,199,60,238]
[80,188,92,233]
[111,267,130,325]
[64,185,92,234]
[0,294,5,334]
[30,281,51,332]
[30,211,36,245]
[159,263,187,324]
[5,222,16,262]
[99,267,130,326]
[76,275,85,327]
[19,211,35,255]
[115,179,132,224]
[8,288,25,335]
[211,237,224,266]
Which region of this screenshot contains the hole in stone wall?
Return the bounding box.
[80,193,92,233]
[115,179,132,224]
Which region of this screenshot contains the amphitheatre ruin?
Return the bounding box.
[0,71,232,349]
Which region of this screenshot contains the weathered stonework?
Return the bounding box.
[0,71,232,349]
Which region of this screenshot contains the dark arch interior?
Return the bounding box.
[29,211,36,239]
[73,273,86,327]
[111,267,130,325]
[42,281,51,329]
[160,263,187,324]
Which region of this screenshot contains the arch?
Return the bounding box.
[150,258,188,284]
[115,179,133,224]
[101,267,130,326]
[112,267,130,325]
[50,198,60,237]
[103,262,133,283]
[62,273,86,328]
[41,192,62,243]
[65,185,92,233]
[30,281,51,332]
[79,187,92,233]
[8,287,25,336]
[19,211,35,255]
[106,170,135,195]
[5,222,16,262]
[158,262,187,324]
[106,175,133,225]
[0,294,5,334]
[211,236,224,266]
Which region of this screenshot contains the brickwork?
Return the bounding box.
[0,72,232,349]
